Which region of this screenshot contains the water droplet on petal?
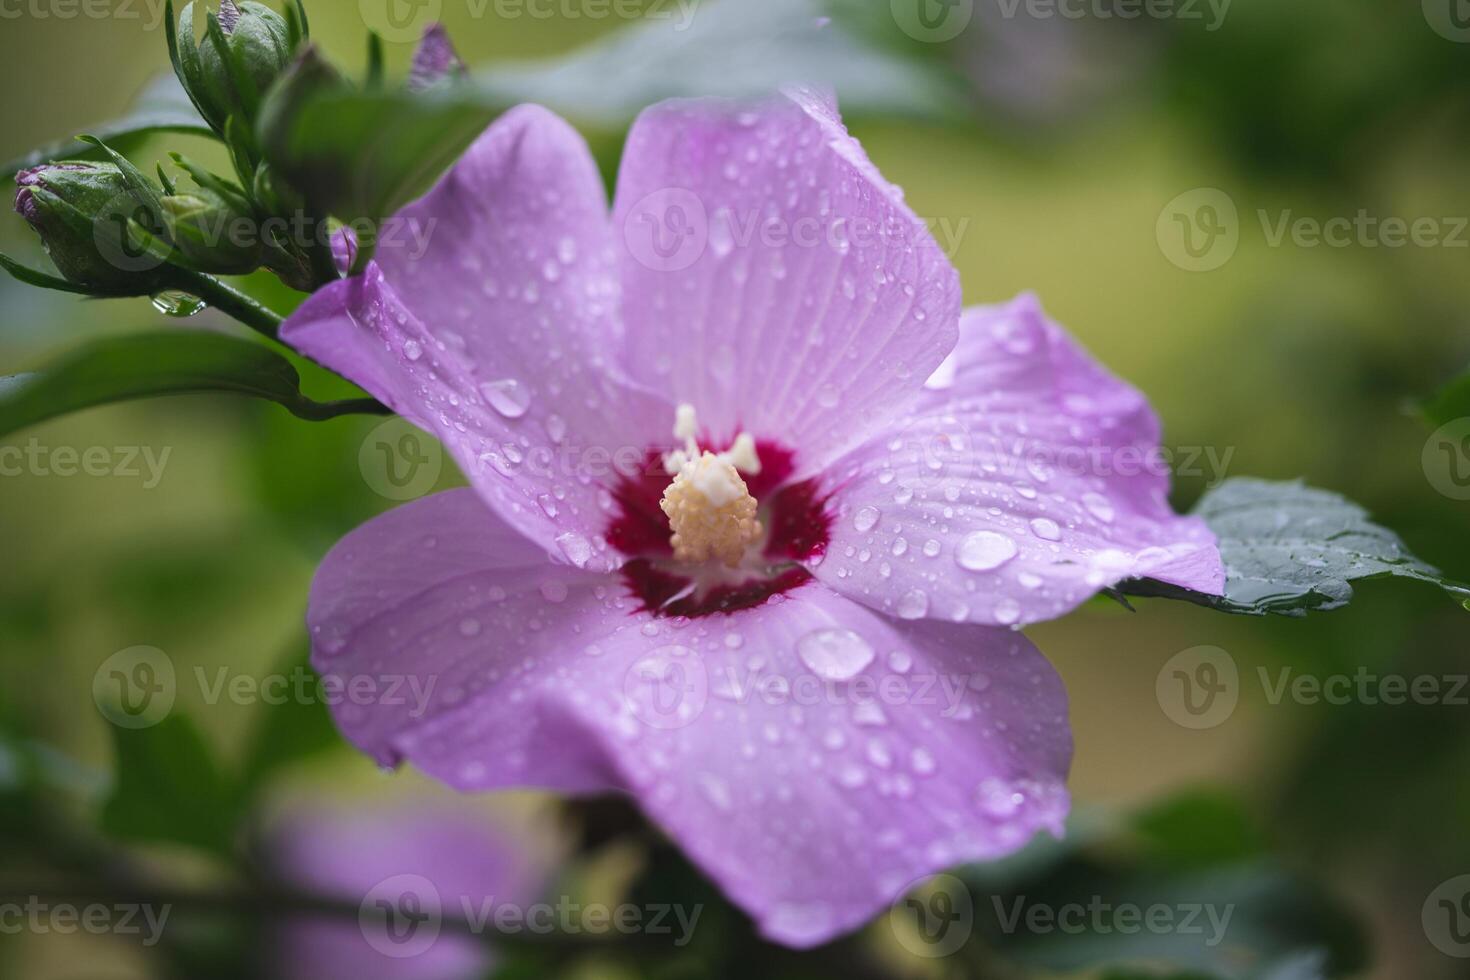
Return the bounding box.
[480,378,531,419]
[957,530,1018,571]
[797,628,875,681]
[896,589,929,619]
[1029,517,1062,541]
[555,532,592,567]
[852,505,880,533]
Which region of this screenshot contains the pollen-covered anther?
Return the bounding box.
[661,452,762,567]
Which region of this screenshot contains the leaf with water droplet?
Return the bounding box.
[1121,478,1469,616]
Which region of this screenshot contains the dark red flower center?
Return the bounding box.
[606,439,831,617]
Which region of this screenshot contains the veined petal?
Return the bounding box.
[612,88,960,476]
[307,495,1070,948]
[282,105,670,572]
[813,294,1224,627]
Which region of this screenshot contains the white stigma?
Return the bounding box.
[659,405,764,567]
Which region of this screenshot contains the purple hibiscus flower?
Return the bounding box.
[280,88,1223,947]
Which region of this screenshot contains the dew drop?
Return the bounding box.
[957,530,1018,571]
[796,628,875,681]
[555,532,592,568]
[896,589,929,620]
[150,290,206,317]
[852,505,880,533]
[480,378,531,419]
[1029,517,1062,541]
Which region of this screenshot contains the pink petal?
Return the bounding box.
[612,88,961,475]
[282,105,670,572]
[307,490,1071,947]
[812,294,1224,626]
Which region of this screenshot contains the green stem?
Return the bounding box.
[166,268,284,339]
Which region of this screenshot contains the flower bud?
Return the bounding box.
[161,184,262,274]
[176,1,293,130]
[13,162,171,292]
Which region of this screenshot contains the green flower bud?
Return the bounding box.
[176,1,293,131]
[161,185,263,275]
[13,162,172,293]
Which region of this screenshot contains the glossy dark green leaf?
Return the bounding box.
[1,74,213,176]
[1123,479,1470,615]
[100,714,235,854]
[0,331,387,438]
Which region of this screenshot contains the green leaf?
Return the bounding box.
[1421,366,1470,428]
[474,0,965,128]
[1122,478,1470,616]
[1,74,212,176]
[0,331,387,438]
[0,251,97,296]
[100,714,235,854]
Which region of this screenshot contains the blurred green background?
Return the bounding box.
[2,1,1468,977]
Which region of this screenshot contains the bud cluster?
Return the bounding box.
[8,3,467,298]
